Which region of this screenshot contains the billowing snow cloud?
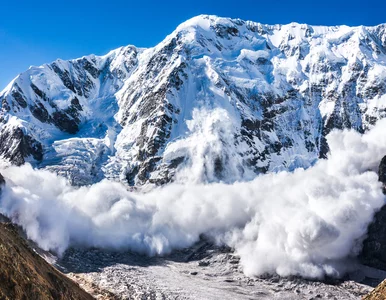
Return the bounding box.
[1,109,386,279]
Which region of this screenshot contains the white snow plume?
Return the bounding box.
[164,107,255,183]
[1,115,386,279]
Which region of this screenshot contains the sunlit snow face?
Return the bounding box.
[0,112,386,279]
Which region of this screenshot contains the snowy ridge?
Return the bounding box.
[1,15,386,186]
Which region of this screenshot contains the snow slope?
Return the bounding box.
[1,15,386,186]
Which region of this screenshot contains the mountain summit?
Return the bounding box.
[1,15,386,186]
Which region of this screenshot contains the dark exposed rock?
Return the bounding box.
[380,156,386,194]
[167,62,187,90]
[361,205,386,270]
[169,156,185,169]
[11,84,27,108]
[51,63,77,94]
[0,173,4,187]
[212,23,239,39]
[80,58,100,79]
[136,157,162,185]
[31,102,51,123]
[29,96,81,133]
[51,61,96,98]
[30,83,49,101]
[0,176,4,215]
[70,97,83,111]
[146,157,185,186]
[1,96,10,112]
[0,127,43,165]
[360,156,386,269]
[126,165,140,186]
[214,156,224,178]
[52,111,79,134]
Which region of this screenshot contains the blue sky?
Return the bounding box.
[1,0,385,90]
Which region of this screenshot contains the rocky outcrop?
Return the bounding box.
[364,279,386,300]
[0,172,4,192]
[0,126,43,165]
[0,222,93,300]
[0,172,4,200]
[0,173,4,186]
[360,156,386,269]
[379,156,386,194]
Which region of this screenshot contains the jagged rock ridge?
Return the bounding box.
[1,15,386,186]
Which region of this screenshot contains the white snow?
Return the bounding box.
[1,120,386,279]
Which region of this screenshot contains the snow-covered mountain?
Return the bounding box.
[1,15,386,186]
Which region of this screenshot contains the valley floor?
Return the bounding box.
[57,240,375,300]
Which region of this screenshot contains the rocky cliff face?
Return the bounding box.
[1,15,386,186]
[0,173,4,186]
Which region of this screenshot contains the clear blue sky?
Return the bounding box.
[1,0,385,90]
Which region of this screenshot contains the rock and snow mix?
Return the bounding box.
[0,15,386,186]
[1,119,386,280]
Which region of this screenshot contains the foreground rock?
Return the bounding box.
[364,279,386,300]
[0,222,93,300]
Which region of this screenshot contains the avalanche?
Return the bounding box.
[1,117,386,278]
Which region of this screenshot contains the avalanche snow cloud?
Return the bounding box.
[1,116,386,279]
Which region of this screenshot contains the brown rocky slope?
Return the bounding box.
[0,173,93,300]
[364,280,386,300]
[0,221,94,300]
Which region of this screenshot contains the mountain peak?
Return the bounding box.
[1,15,386,185]
[176,14,234,31]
